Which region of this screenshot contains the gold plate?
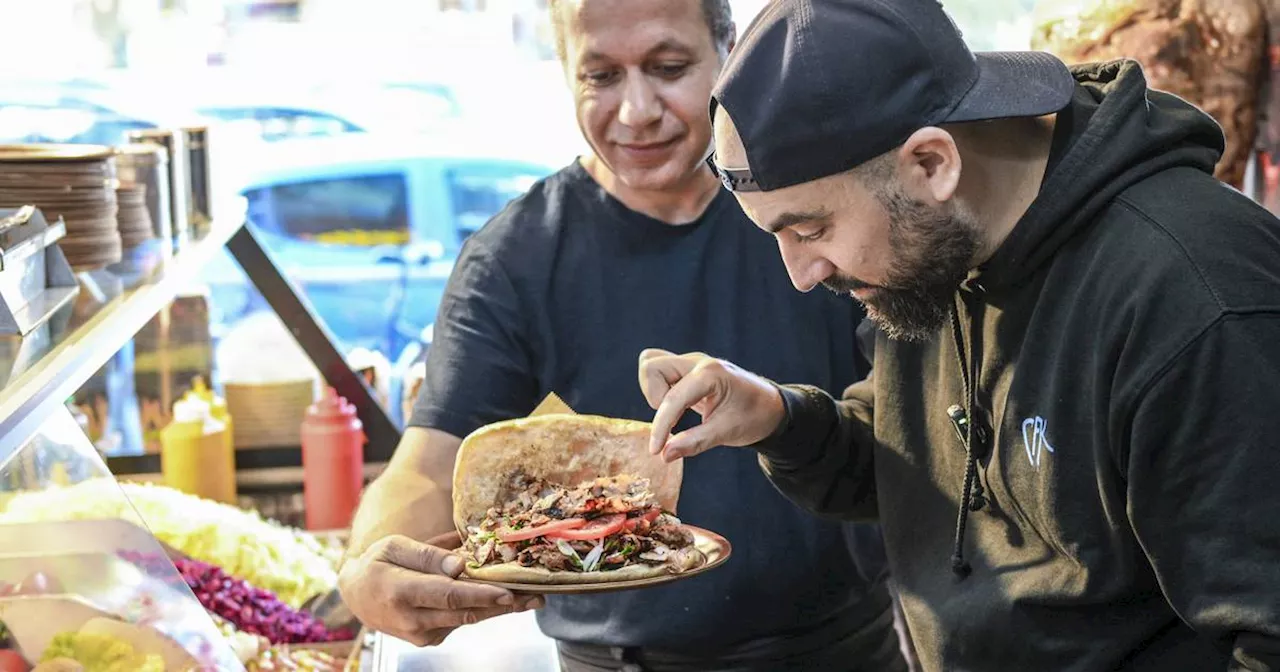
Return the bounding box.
[0,144,114,163]
[460,525,732,595]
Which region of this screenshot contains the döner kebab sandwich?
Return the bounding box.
[452,414,709,584]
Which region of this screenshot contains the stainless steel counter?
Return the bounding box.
[371,612,561,671]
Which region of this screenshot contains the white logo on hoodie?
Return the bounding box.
[1022,416,1055,470]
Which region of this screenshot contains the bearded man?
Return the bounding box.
[638,0,1280,670]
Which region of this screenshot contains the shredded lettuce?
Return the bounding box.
[0,480,336,608]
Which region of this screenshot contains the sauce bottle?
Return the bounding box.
[160,398,236,504]
[300,387,366,530]
[185,376,233,449]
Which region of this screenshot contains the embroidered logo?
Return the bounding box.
[1022,416,1054,470]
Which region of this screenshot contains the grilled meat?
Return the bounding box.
[462,474,698,575]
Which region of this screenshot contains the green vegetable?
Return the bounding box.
[43,631,165,672]
[0,480,338,608]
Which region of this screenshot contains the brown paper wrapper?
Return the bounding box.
[529,392,576,417]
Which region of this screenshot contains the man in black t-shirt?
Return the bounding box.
[336,0,909,670]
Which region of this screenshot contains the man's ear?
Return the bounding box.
[897,127,961,204]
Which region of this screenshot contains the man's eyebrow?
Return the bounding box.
[581,40,695,64]
[766,209,832,234]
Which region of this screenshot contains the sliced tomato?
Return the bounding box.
[497,517,585,543]
[622,508,662,532]
[547,513,628,541]
[0,650,29,672]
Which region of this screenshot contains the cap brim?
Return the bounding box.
[944,51,1076,123]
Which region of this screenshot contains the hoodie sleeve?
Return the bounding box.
[752,373,879,522]
[1125,315,1280,671]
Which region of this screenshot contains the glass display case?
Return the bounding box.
[0,408,245,671]
[0,210,250,671]
[0,199,384,671]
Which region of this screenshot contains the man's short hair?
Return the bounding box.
[548,0,734,63]
[851,148,898,189]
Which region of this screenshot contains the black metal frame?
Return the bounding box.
[224,224,402,463]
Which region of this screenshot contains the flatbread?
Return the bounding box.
[465,561,675,584]
[463,542,708,584]
[451,413,683,534]
[451,413,692,584]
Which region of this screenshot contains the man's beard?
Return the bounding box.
[823,185,982,343]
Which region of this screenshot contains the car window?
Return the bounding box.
[0,99,153,145]
[243,172,411,246]
[445,168,541,242]
[197,107,362,141]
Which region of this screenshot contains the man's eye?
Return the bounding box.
[582,70,619,86]
[795,228,826,243]
[651,63,689,79]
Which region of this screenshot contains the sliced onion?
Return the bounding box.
[556,539,580,562]
[582,541,605,572]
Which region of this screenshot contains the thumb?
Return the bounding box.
[381,535,465,578]
[661,417,732,462]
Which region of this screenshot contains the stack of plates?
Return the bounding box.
[0,144,122,271]
[115,182,154,249]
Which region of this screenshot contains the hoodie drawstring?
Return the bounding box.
[948,291,987,580]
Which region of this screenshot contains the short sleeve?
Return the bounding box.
[407,247,540,438]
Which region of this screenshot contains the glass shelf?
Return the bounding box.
[0,213,245,464]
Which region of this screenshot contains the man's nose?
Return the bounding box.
[617,74,663,127]
[778,241,829,293]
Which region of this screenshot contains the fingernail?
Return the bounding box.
[521,597,545,610]
[442,555,462,576]
[497,593,514,606]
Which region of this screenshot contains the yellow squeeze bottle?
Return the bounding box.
[160,398,236,504]
[184,377,237,501]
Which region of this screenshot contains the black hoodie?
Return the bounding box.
[752,60,1280,671]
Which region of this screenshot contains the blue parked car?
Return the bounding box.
[201,131,556,361]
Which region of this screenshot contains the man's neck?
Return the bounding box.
[580,154,722,225]
[955,115,1059,262]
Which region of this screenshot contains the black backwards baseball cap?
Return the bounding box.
[707,0,1077,192]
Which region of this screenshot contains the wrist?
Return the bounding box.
[760,382,792,443]
[751,384,834,466]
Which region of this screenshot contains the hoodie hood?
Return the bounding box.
[975,59,1225,291]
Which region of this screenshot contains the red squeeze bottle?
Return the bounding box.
[300,387,367,531]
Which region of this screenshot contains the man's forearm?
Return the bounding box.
[753,382,879,521]
[345,469,456,561]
